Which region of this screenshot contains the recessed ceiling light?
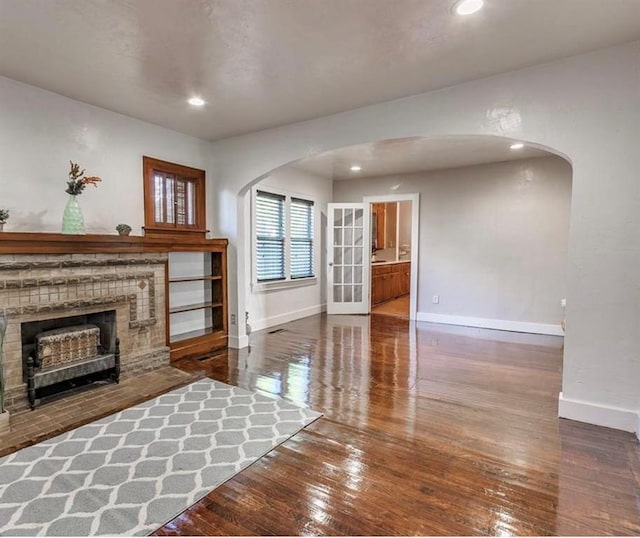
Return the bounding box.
[453,0,484,15]
[350,165,362,172]
[510,143,524,150]
[188,96,206,107]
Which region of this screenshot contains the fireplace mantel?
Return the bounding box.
[0,232,228,254]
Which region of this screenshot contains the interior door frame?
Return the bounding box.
[363,193,420,320]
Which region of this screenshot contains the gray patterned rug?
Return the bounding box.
[0,378,321,536]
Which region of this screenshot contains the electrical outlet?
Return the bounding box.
[432,295,439,304]
[560,298,566,307]
[230,314,236,325]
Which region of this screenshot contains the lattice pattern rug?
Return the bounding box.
[0,378,321,536]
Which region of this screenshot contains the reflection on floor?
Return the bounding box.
[371,294,409,318]
[6,313,638,535]
[161,314,640,536]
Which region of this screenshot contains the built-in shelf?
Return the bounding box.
[169,301,224,315]
[168,275,223,283]
[167,246,228,361]
[170,326,223,344]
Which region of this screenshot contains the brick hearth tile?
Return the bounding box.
[0,366,198,458]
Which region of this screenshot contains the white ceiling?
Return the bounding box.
[291,136,554,180]
[1,0,639,141]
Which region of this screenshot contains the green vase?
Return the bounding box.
[62,195,85,234]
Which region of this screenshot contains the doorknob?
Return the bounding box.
[328,262,333,266]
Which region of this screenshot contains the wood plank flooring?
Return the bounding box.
[156,313,640,536]
[371,295,410,318]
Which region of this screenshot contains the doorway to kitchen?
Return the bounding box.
[364,193,419,320]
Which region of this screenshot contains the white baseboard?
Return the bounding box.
[558,392,638,433]
[228,334,249,349]
[250,304,326,333]
[416,312,564,336]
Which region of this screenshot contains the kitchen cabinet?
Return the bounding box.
[371,262,410,306]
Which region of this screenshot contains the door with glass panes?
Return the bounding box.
[327,203,371,314]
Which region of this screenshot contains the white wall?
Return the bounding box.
[0,76,213,234]
[244,167,332,332]
[1,42,639,433]
[334,156,572,330]
[209,42,640,432]
[398,200,412,256]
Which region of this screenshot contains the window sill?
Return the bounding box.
[252,277,317,293]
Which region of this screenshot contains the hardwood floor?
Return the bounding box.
[156,313,640,536]
[371,294,410,318]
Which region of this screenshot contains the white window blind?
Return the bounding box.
[256,191,286,282]
[290,198,314,279]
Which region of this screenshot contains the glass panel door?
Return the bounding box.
[327,203,370,315]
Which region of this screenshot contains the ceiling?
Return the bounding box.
[1,0,639,141]
[291,136,554,180]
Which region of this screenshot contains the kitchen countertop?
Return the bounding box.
[371,259,411,266]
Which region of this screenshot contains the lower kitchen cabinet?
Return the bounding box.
[371,262,410,306]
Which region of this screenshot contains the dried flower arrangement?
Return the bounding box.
[66,161,102,195]
[0,209,8,223]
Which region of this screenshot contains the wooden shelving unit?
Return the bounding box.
[167,239,228,361]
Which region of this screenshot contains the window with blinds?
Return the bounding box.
[254,189,316,285]
[256,191,286,282]
[290,198,314,279]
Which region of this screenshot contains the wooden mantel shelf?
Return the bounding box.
[0,232,228,255]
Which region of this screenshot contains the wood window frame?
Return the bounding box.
[143,156,207,238]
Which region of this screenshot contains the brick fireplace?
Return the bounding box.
[0,250,169,413]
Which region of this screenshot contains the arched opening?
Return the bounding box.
[235,134,573,341]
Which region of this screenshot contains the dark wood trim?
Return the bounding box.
[169,331,228,361]
[169,276,223,283]
[0,232,228,255]
[169,302,223,315]
[142,156,206,236]
[163,258,170,348]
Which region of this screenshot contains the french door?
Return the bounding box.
[327,203,371,314]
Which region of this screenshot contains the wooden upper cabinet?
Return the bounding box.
[372,203,386,250]
[143,156,206,237]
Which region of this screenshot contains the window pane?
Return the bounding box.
[256,191,286,281]
[344,266,353,284]
[186,181,196,225]
[176,179,186,225]
[166,174,175,224]
[354,266,362,284]
[344,209,353,226]
[291,198,314,279]
[354,227,363,245]
[334,265,342,284]
[354,285,362,302]
[344,285,353,303]
[154,173,164,223]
